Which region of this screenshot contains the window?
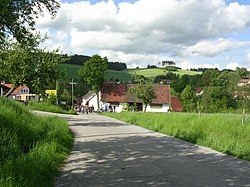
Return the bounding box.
[150,104,162,109]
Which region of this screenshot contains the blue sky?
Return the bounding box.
[36,0,250,69]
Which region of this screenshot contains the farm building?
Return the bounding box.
[82,81,182,112]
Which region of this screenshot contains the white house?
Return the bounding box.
[2,84,35,101]
[82,82,175,112]
[238,78,250,87]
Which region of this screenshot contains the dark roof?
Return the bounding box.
[101,82,171,104]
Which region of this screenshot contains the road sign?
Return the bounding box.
[45,90,57,95]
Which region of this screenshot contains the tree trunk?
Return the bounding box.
[4,86,16,97]
[143,104,147,112]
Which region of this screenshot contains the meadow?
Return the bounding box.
[0,97,74,186]
[59,63,201,81]
[28,101,77,115]
[103,112,250,161]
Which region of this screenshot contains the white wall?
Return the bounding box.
[145,104,170,112]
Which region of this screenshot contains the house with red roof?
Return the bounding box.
[1,84,34,100]
[238,78,250,87]
[82,81,182,112]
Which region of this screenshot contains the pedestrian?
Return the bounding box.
[84,105,89,114]
[80,105,84,114]
[113,105,116,113]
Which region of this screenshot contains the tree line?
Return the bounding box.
[154,67,249,113]
[63,54,127,71]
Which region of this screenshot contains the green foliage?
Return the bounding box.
[165,66,178,72]
[79,54,108,93]
[103,112,250,161]
[27,101,76,115]
[236,67,247,78]
[79,54,108,110]
[128,75,156,112]
[0,0,60,43]
[181,85,196,112]
[0,36,65,97]
[0,97,73,186]
[197,69,220,87]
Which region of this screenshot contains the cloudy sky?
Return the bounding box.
[35,0,250,69]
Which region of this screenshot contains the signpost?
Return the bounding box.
[69,79,77,107]
[45,89,57,95]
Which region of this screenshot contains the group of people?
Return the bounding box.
[75,104,117,113]
[76,105,94,114]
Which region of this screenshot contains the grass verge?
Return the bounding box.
[102,112,250,161]
[27,101,77,115]
[0,97,74,186]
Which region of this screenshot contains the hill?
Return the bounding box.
[59,63,201,81]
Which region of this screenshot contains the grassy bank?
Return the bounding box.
[28,101,76,115]
[0,97,74,186]
[102,112,250,161]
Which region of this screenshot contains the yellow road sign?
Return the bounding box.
[45,90,57,95]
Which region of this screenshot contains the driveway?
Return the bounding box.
[34,111,250,186]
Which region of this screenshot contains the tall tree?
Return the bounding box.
[79,55,108,110]
[180,85,196,112]
[0,0,60,43]
[236,67,247,78]
[128,75,156,112]
[0,37,65,97]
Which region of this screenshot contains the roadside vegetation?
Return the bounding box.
[0,97,74,186]
[27,101,77,115]
[103,112,250,161]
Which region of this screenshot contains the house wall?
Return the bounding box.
[145,103,170,112]
[238,82,250,87]
[9,86,30,100]
[82,92,102,111]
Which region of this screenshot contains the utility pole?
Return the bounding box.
[0,81,5,96]
[69,79,77,108]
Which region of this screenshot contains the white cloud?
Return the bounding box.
[225,62,240,70]
[178,60,220,70]
[99,50,169,68]
[35,0,250,68]
[182,38,250,57]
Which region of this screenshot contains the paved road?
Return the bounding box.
[34,111,250,187]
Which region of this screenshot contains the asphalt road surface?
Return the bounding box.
[34,111,250,187]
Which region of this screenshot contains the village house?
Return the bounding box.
[82,82,183,112]
[238,78,250,87]
[1,84,35,101]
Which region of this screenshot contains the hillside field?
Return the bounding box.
[60,63,201,81]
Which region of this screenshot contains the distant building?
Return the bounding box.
[195,88,204,96]
[2,84,35,101]
[238,78,250,87]
[82,81,183,113]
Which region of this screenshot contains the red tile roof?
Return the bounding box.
[239,78,250,83]
[101,82,171,104]
[171,96,183,112]
[3,84,13,89]
[3,84,27,95]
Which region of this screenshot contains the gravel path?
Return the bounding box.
[34,111,250,187]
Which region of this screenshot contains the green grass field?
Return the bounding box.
[0,97,74,186]
[28,101,77,115]
[102,112,250,161]
[60,63,201,81]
